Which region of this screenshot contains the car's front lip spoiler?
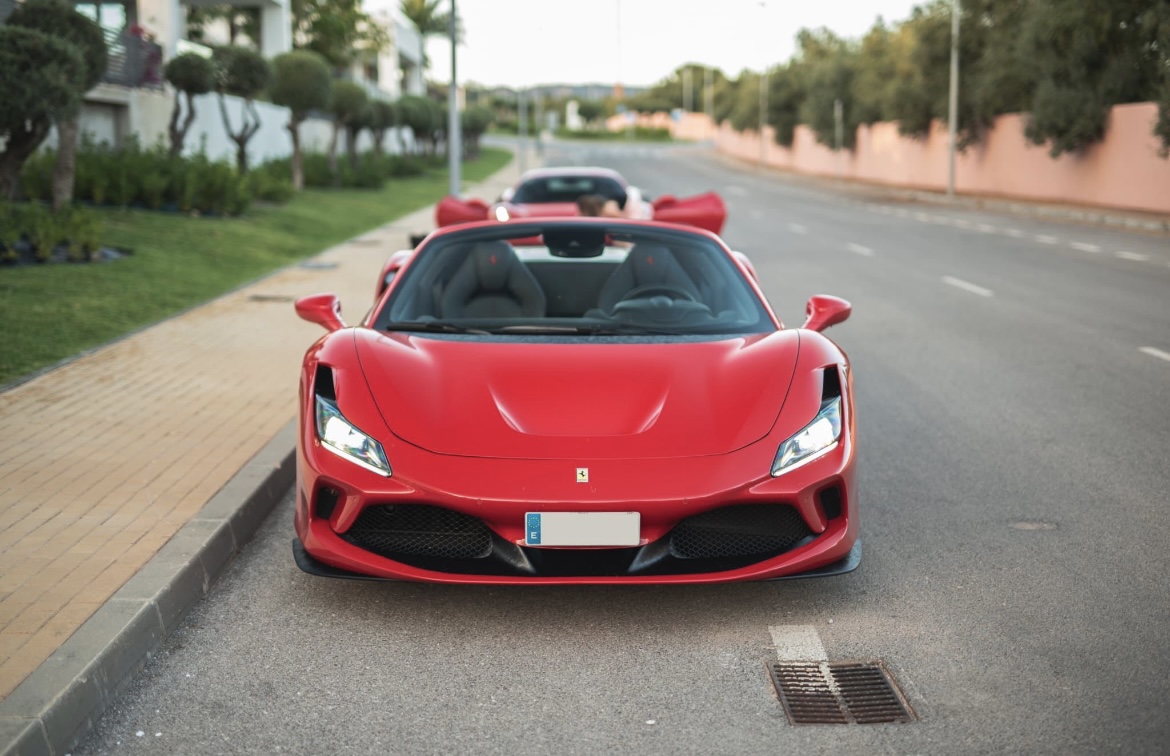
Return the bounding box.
[294,538,388,581]
[764,539,861,580]
[292,537,862,583]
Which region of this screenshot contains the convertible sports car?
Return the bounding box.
[434,166,727,234]
[293,217,858,584]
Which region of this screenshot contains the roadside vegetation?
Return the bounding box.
[0,148,510,386]
[473,1,1169,157]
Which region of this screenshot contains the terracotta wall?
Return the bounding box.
[708,103,1170,215]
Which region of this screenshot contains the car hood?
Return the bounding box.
[352,330,800,460]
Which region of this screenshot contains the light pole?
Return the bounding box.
[947,0,960,198]
[757,1,768,168]
[518,88,528,173]
[447,0,461,196]
[704,66,714,121]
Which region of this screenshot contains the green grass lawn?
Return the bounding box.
[0,148,512,386]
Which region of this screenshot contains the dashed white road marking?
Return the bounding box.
[975,223,996,233]
[1139,347,1170,363]
[788,223,808,234]
[1036,235,1059,244]
[1116,251,1150,262]
[1070,242,1102,253]
[769,625,828,662]
[1005,228,1026,238]
[750,209,764,220]
[726,185,749,197]
[914,212,932,222]
[769,625,838,694]
[943,275,994,297]
[847,243,875,257]
[954,219,974,229]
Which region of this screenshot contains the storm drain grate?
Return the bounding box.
[767,661,915,725]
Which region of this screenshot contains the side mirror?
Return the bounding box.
[500,187,515,202]
[802,295,851,332]
[295,293,346,332]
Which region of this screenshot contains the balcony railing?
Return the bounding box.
[101,27,164,89]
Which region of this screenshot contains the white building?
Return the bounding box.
[2,0,427,161]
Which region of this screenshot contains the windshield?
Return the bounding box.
[511,175,628,205]
[373,222,776,338]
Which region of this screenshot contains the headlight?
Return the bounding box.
[771,397,842,476]
[493,205,510,222]
[315,396,392,476]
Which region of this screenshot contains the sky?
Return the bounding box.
[368,0,928,89]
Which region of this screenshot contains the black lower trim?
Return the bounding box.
[293,536,862,582]
[765,539,862,581]
[293,538,396,581]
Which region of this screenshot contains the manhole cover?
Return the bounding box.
[247,294,294,303]
[767,661,915,725]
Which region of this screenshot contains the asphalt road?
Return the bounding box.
[75,140,1170,755]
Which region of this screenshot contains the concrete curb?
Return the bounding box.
[0,420,297,756]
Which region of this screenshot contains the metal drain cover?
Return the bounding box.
[767,661,915,725]
[247,294,295,303]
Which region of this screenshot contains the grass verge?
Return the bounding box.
[0,147,512,386]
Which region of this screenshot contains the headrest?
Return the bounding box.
[470,241,516,291]
[628,244,675,284]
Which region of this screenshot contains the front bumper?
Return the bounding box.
[293,418,859,585]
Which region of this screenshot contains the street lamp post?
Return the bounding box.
[447,0,461,196]
[518,88,528,173]
[758,67,767,167]
[947,0,960,198]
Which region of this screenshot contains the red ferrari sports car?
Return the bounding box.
[434,166,727,234]
[293,218,858,584]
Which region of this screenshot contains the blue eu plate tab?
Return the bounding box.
[526,513,541,545]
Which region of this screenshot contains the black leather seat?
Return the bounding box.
[440,241,546,318]
[594,244,701,313]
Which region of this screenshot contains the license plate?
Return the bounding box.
[524,512,640,547]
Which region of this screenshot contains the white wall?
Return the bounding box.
[78,90,415,164]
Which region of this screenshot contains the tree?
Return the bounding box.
[575,99,606,125]
[400,0,450,68]
[0,27,85,200]
[794,29,861,150]
[212,46,272,173]
[7,0,107,211]
[164,52,217,157]
[1019,0,1166,156]
[398,94,443,155]
[368,99,400,157]
[460,105,493,159]
[270,50,332,190]
[292,0,389,71]
[327,80,369,176]
[767,62,807,147]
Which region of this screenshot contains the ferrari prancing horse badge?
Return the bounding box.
[576,468,589,483]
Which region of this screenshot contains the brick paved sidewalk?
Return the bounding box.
[0,150,527,708]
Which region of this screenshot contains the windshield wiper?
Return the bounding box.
[492,323,681,336]
[382,320,491,335]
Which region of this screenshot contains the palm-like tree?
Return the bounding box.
[400,0,452,68]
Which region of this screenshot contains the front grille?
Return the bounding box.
[342,505,492,560]
[669,504,813,560]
